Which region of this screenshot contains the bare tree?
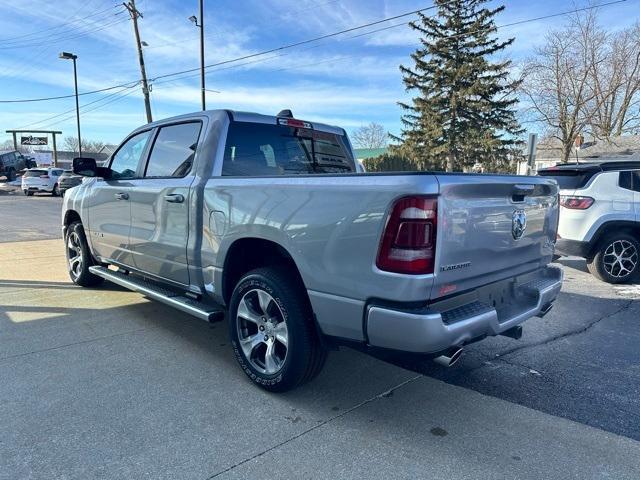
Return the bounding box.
[351,122,388,149]
[521,13,599,163]
[63,137,106,154]
[521,11,640,161]
[588,21,640,138]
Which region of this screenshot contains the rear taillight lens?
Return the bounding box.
[560,195,594,209]
[376,196,437,274]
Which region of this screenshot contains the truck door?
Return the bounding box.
[88,130,152,266]
[128,121,202,286]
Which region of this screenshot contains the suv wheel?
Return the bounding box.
[52,184,59,197]
[65,221,104,287]
[6,168,15,182]
[229,267,327,392]
[587,233,640,284]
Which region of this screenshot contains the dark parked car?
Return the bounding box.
[0,150,28,181]
[57,170,83,196]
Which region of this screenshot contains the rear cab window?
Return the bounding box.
[222,121,356,176]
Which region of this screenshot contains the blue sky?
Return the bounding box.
[0,0,638,146]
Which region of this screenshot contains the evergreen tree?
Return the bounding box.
[395,0,523,172]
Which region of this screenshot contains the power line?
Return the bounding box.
[16,84,140,130]
[0,0,629,104]
[37,88,140,130]
[150,2,454,83]
[0,4,122,43]
[0,16,129,50]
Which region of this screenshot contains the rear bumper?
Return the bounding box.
[555,238,591,258]
[366,265,563,354]
[23,184,53,192]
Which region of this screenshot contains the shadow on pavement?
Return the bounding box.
[557,257,589,273]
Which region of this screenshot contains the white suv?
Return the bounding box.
[22,167,64,196]
[539,161,640,283]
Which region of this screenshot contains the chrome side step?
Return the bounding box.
[89,266,224,322]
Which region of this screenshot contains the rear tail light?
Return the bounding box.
[560,195,594,209]
[376,196,437,274]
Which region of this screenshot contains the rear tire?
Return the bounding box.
[65,221,104,287]
[6,168,15,182]
[23,189,28,196]
[27,191,34,196]
[587,232,640,284]
[52,184,59,197]
[229,266,327,392]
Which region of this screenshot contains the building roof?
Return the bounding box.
[353,147,388,160]
[535,135,640,161]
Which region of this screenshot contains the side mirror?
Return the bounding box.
[73,157,97,177]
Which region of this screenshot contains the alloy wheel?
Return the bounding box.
[603,239,638,278]
[67,231,83,280]
[236,288,288,375]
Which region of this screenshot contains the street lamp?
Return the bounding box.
[188,1,206,111]
[59,51,82,158]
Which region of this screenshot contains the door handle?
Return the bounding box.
[164,193,184,203]
[115,192,129,200]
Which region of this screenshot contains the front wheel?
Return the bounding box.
[52,184,59,197]
[229,267,327,392]
[587,233,640,284]
[65,221,104,287]
[6,168,15,182]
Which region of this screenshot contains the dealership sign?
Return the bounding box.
[21,135,48,146]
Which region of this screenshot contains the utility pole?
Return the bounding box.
[199,0,205,111]
[189,0,206,111]
[123,0,153,123]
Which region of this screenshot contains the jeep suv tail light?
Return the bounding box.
[560,195,594,209]
[377,196,437,274]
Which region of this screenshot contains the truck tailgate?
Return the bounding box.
[432,174,559,299]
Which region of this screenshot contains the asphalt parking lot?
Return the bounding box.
[1,187,639,479]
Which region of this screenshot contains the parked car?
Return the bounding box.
[57,170,83,197]
[63,109,562,392]
[22,167,64,196]
[0,150,28,181]
[539,161,640,283]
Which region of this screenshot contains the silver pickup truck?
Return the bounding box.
[62,109,563,391]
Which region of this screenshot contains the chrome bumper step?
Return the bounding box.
[89,266,224,322]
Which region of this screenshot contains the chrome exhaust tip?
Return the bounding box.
[433,347,463,367]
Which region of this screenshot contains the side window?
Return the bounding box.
[145,122,201,178]
[110,130,152,179]
[620,171,633,191]
[633,171,640,193]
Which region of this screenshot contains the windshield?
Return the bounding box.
[538,169,599,190]
[222,122,356,176]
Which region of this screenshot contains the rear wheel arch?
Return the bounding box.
[588,221,640,258]
[221,237,307,306]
